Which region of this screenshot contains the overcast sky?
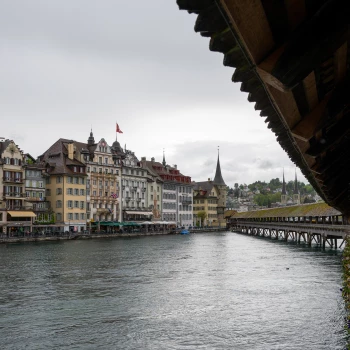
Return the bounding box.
[0,0,305,187]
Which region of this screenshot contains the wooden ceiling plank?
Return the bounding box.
[264,84,301,128]
[219,0,275,64]
[291,93,331,142]
[334,42,348,84]
[302,71,318,111]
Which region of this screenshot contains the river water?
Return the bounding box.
[0,232,347,350]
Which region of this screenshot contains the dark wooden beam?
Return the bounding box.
[257,1,349,90]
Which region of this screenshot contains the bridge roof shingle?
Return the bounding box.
[231,202,341,219]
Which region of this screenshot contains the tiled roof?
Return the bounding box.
[40,138,87,176]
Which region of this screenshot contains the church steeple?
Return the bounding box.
[162,149,166,166]
[293,168,301,204]
[281,168,287,205]
[213,147,226,186]
[293,169,299,194]
[282,169,287,195]
[88,128,95,145]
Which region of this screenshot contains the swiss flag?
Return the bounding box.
[116,123,123,134]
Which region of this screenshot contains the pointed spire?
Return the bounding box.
[282,168,287,195]
[88,128,95,145]
[293,168,299,194]
[162,148,166,166]
[213,146,226,186]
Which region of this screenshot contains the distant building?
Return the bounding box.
[193,151,227,227]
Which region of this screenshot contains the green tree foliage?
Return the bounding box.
[226,176,316,207]
[254,192,281,206]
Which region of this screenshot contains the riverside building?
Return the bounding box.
[141,155,192,227]
[83,132,120,224]
[23,154,53,228]
[120,148,153,222]
[38,139,88,232]
[0,139,36,234]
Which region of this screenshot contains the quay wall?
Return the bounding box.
[0,228,227,244]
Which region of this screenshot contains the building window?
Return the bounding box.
[39,181,43,188]
[87,167,90,173]
[67,177,73,183]
[56,188,62,195]
[74,189,79,196]
[81,213,85,220]
[80,201,85,209]
[67,213,73,220]
[67,188,73,195]
[80,189,84,196]
[56,213,62,221]
[93,167,97,173]
[74,177,79,184]
[67,200,73,208]
[105,157,108,164]
[74,201,79,208]
[56,200,62,208]
[46,189,51,196]
[99,157,102,164]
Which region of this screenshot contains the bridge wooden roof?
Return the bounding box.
[177,0,350,216]
[230,202,340,219]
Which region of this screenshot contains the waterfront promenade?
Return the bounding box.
[0,227,227,244]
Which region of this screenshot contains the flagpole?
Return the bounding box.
[119,161,123,223]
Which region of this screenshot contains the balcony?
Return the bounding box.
[25,197,46,202]
[181,199,192,205]
[3,192,26,199]
[136,198,141,202]
[6,206,28,211]
[3,177,23,183]
[142,188,146,192]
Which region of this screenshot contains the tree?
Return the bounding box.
[196,211,207,227]
[234,183,240,198]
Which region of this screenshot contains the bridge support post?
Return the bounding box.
[307,233,311,246]
[322,235,326,249]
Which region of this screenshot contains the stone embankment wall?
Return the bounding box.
[0,228,227,244]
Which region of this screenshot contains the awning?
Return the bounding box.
[125,211,152,216]
[8,211,36,218]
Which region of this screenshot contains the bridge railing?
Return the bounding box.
[233,220,350,237]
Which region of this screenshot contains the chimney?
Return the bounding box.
[208,178,211,181]
[173,164,177,169]
[68,143,74,160]
[151,157,155,162]
[141,157,146,161]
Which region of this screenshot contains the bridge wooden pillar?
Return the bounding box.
[307,233,312,246]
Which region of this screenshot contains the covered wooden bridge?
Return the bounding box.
[227,202,350,248]
[177,0,350,217]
